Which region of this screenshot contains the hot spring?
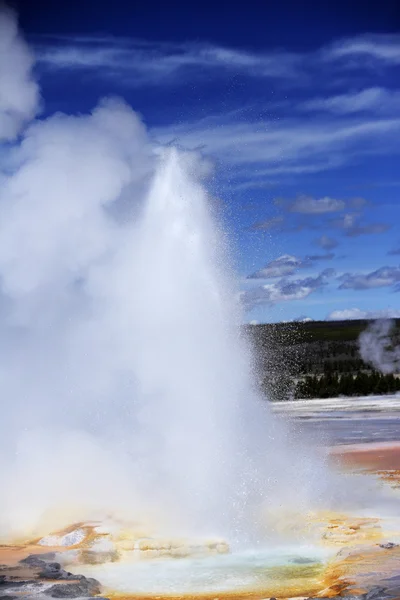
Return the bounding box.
[3,8,400,599]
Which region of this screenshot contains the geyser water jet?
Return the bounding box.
[0,6,331,546]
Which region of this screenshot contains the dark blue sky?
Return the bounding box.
[11,0,400,322]
[15,0,400,48]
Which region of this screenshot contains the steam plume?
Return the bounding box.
[0,6,39,140]
[0,6,332,546]
[359,319,400,374]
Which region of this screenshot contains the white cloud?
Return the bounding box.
[248,254,302,279]
[35,32,400,85]
[248,253,334,279]
[36,37,300,83]
[229,161,345,190]
[302,88,400,115]
[154,116,400,181]
[338,266,400,290]
[243,269,334,309]
[0,7,40,140]
[31,31,400,182]
[262,282,313,302]
[328,307,400,320]
[328,308,368,320]
[326,34,400,64]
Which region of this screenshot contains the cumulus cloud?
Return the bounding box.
[248,253,334,279]
[338,266,400,290]
[328,308,400,320]
[0,6,40,140]
[243,269,334,308]
[258,280,315,302]
[316,235,338,250]
[248,254,302,279]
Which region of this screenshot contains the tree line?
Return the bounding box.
[294,371,400,399]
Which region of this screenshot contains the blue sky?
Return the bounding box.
[14,0,400,323]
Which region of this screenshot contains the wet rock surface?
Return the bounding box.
[19,556,56,568]
[308,588,400,600]
[44,579,101,598]
[0,554,104,600]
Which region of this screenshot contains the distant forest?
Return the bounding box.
[246,319,400,401]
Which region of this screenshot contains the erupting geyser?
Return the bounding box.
[0,6,329,548]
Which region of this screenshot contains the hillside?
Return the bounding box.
[245,319,400,400]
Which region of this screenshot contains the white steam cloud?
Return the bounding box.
[0,7,338,547]
[359,319,400,374]
[0,6,40,140]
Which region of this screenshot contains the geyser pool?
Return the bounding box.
[67,545,332,599]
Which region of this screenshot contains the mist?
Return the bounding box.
[0,7,337,547]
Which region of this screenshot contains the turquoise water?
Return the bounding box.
[70,545,332,596]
